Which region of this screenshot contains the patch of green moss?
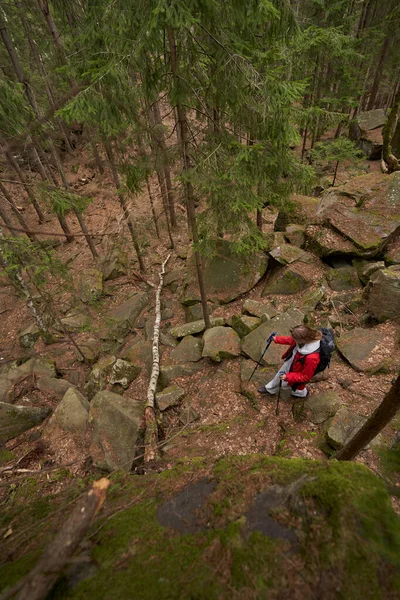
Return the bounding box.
[0,552,40,592]
[0,449,15,466]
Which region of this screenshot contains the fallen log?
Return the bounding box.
[144,254,170,463]
[1,478,110,600]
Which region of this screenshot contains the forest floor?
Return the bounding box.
[1,123,399,521]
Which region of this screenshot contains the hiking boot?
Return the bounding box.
[258,386,273,395]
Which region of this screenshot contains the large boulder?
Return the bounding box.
[365,266,400,322]
[170,336,203,363]
[336,325,398,373]
[99,244,128,280]
[274,194,320,231]
[170,317,225,338]
[0,358,57,403]
[104,292,148,339]
[268,244,310,266]
[262,259,322,296]
[357,109,386,131]
[384,236,400,266]
[36,376,74,399]
[243,300,277,320]
[155,385,185,411]
[230,315,260,339]
[284,224,306,248]
[109,359,141,389]
[307,174,400,259]
[349,110,385,159]
[78,268,103,303]
[158,363,205,391]
[202,327,240,362]
[325,406,381,451]
[49,388,89,434]
[326,267,361,291]
[182,240,268,304]
[122,340,153,374]
[89,391,144,471]
[295,392,341,425]
[19,324,40,349]
[85,355,116,399]
[184,302,215,323]
[0,402,51,444]
[241,310,304,367]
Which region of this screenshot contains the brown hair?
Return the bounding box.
[290,325,322,345]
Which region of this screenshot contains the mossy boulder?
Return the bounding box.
[325,406,382,451]
[59,309,91,332]
[85,355,117,399]
[170,336,203,363]
[294,392,341,424]
[5,457,400,599]
[19,324,40,349]
[365,266,400,321]
[99,245,128,280]
[157,363,205,391]
[242,299,277,320]
[202,326,241,362]
[104,292,148,339]
[353,259,385,284]
[170,317,225,338]
[122,340,153,374]
[262,262,315,296]
[274,194,319,231]
[155,385,185,411]
[78,268,103,303]
[384,236,400,266]
[326,267,361,291]
[183,240,268,304]
[36,376,73,399]
[336,325,398,373]
[0,358,57,403]
[269,244,311,265]
[48,388,89,434]
[0,402,51,444]
[109,359,141,389]
[284,224,306,248]
[230,315,260,339]
[184,302,215,323]
[89,391,144,471]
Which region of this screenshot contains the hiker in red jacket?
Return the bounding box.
[258,325,321,398]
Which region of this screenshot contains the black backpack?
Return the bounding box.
[313,327,335,375]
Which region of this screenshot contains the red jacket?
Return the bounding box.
[274,336,320,390]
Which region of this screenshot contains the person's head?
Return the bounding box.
[290,325,322,346]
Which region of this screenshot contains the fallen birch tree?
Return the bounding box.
[144,254,171,463]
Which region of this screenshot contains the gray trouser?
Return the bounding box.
[265,371,308,398]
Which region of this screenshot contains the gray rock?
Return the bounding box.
[240,359,275,388]
[384,237,400,266]
[89,391,144,471]
[303,392,341,424]
[170,336,203,363]
[365,266,400,322]
[75,338,100,364]
[336,326,396,373]
[109,359,141,389]
[182,240,268,304]
[105,292,148,339]
[327,267,360,291]
[36,376,73,399]
[100,245,128,280]
[164,270,183,293]
[158,363,205,391]
[262,262,315,296]
[60,310,91,332]
[78,268,103,303]
[269,244,310,265]
[0,357,57,403]
[284,224,306,248]
[178,404,200,425]
[184,303,215,323]
[51,388,89,433]
[301,286,326,313]
[161,308,174,321]
[122,340,153,374]
[357,109,386,131]
[325,406,382,451]
[0,402,51,444]
[387,171,400,208]
[274,195,319,231]
[160,332,179,348]
[230,315,260,339]
[241,310,304,367]
[19,324,40,349]
[170,317,225,338]
[202,327,241,362]
[353,259,385,285]
[156,385,185,411]
[85,355,116,399]
[243,300,278,320]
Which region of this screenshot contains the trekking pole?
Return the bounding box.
[248,331,278,382]
[276,372,285,416]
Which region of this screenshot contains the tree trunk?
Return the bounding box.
[104,141,145,272]
[0,226,49,336]
[335,376,400,461]
[156,170,174,249]
[151,101,177,227]
[0,180,37,241]
[12,478,110,600]
[167,27,211,329]
[146,180,160,238]
[381,89,400,173]
[367,37,389,111]
[256,209,262,231]
[0,11,39,115]
[332,160,340,186]
[3,149,45,223]
[144,254,170,463]
[0,203,17,234]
